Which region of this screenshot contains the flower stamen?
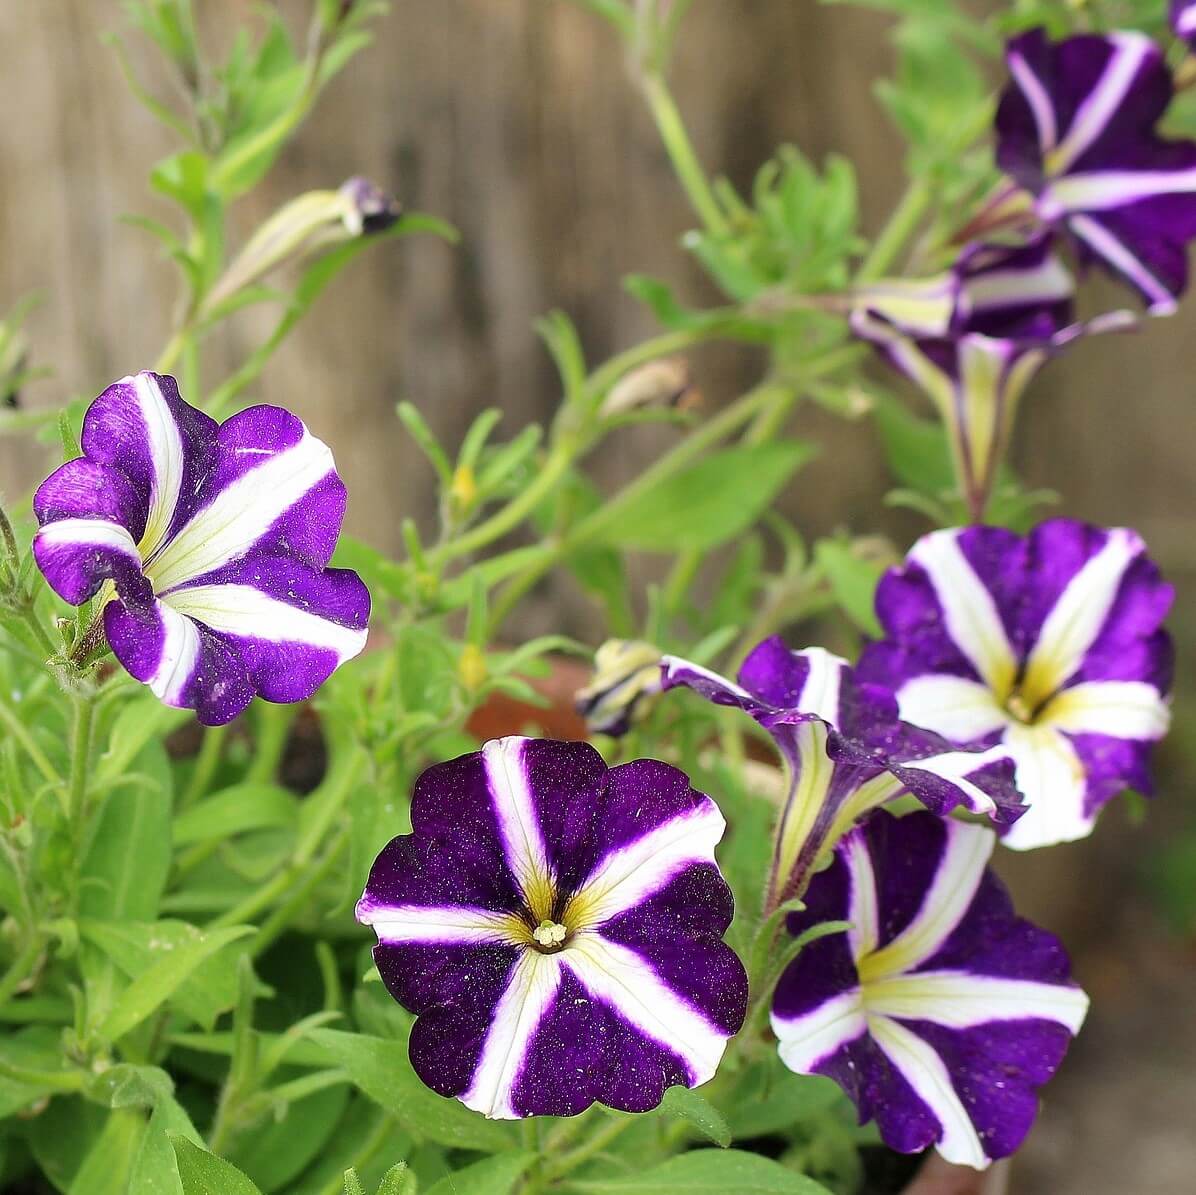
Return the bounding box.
[531,919,568,951]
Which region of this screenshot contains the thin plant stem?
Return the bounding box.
[182,724,230,808]
[0,935,43,1007]
[543,1114,635,1181]
[641,72,728,236]
[855,177,934,283]
[67,695,95,824]
[0,696,60,788]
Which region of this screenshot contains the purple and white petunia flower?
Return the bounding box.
[996,29,1196,313]
[854,238,1131,518]
[773,809,1089,1168]
[660,640,1024,906]
[858,520,1173,850]
[1173,0,1196,49]
[33,371,369,724]
[356,736,747,1118]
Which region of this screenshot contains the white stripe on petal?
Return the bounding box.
[794,647,846,724]
[896,675,1010,743]
[565,932,729,1085]
[355,902,527,946]
[145,432,336,591]
[843,832,879,960]
[1049,33,1153,174]
[1020,528,1141,707]
[659,657,753,700]
[35,517,141,560]
[772,989,867,1075]
[772,721,835,896]
[862,821,992,980]
[1049,168,1196,213]
[149,602,201,707]
[868,1015,988,1169]
[909,531,1017,699]
[134,372,186,562]
[1042,680,1170,742]
[461,949,562,1119]
[897,745,1014,815]
[1007,49,1058,152]
[163,584,366,662]
[865,970,1089,1034]
[1066,215,1177,314]
[1000,723,1089,850]
[482,738,554,919]
[565,801,726,930]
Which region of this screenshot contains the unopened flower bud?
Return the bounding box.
[575,640,664,736]
[600,358,698,418]
[202,178,401,317]
[458,643,488,693]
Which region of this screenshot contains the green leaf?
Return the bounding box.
[98,925,254,1041]
[377,1162,418,1195]
[128,1095,202,1195]
[658,1086,731,1147]
[343,1170,366,1195]
[81,919,246,1030]
[70,1108,146,1195]
[173,783,299,846]
[571,1149,832,1193]
[232,1082,349,1192]
[171,1136,264,1195]
[311,1028,513,1152]
[84,1064,174,1110]
[425,1152,533,1195]
[813,539,885,637]
[872,392,955,496]
[590,442,815,552]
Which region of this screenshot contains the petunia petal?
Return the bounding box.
[892,675,1009,743]
[1042,679,1170,740]
[999,722,1089,850]
[32,517,147,607]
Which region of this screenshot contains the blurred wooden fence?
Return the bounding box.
[2,0,1194,630]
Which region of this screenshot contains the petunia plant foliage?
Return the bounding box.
[0,1,1183,1194]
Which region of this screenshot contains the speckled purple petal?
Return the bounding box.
[356,737,747,1119]
[772,810,1088,1168]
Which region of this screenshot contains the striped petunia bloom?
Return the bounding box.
[859,520,1173,850]
[773,810,1089,1169]
[33,371,369,724]
[854,238,1131,519]
[356,737,748,1118]
[660,639,1024,907]
[996,29,1196,313]
[1174,0,1196,49]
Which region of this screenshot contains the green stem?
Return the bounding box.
[583,326,726,409]
[314,1116,395,1195]
[155,328,189,375]
[250,832,348,957]
[67,696,95,823]
[855,177,934,283]
[246,703,294,784]
[182,724,230,808]
[0,935,43,1007]
[544,1115,635,1181]
[0,501,18,569]
[641,72,728,236]
[0,695,60,787]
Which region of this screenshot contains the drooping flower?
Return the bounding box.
[660,639,1024,907]
[996,29,1196,313]
[772,809,1089,1169]
[356,736,747,1118]
[574,639,664,735]
[1173,1,1196,49]
[858,520,1173,849]
[854,238,1131,519]
[34,371,369,724]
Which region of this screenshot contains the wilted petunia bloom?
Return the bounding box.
[34,371,369,724]
[858,520,1173,849]
[660,640,1024,907]
[574,639,664,735]
[772,809,1089,1169]
[996,29,1196,313]
[853,238,1131,519]
[356,736,748,1118]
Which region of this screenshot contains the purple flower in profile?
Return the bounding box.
[854,238,1130,519]
[1173,1,1196,49]
[356,736,747,1119]
[773,809,1088,1168]
[858,520,1173,849]
[660,640,1024,906]
[996,29,1196,313]
[33,371,369,724]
